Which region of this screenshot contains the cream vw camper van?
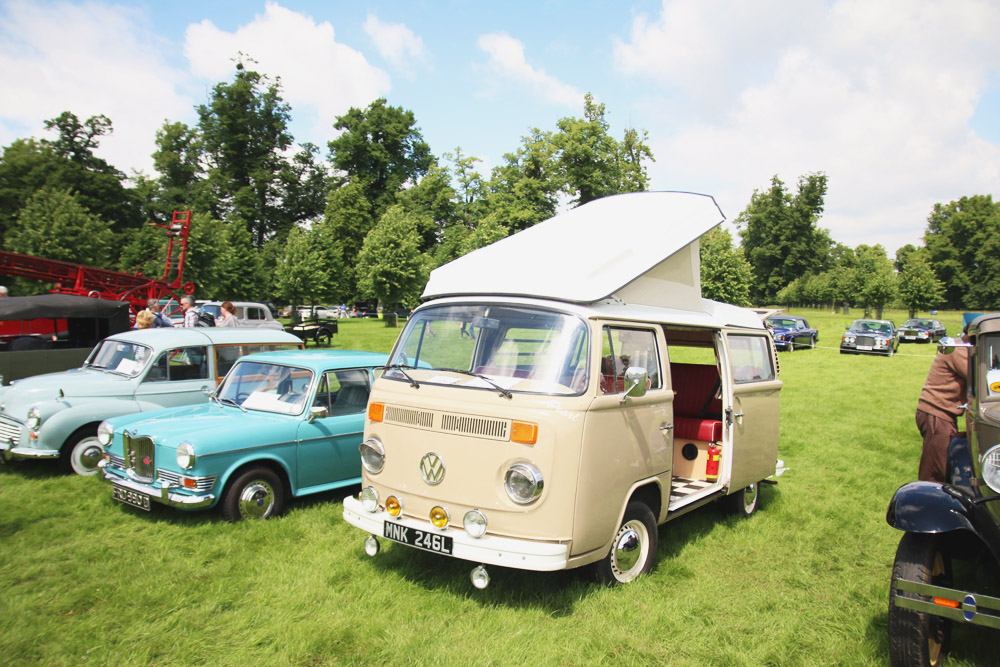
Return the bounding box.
[343,192,783,587]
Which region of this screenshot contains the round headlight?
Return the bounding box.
[429,505,450,528]
[359,438,385,474]
[26,407,41,430]
[504,462,544,505]
[982,445,1000,493]
[463,509,487,538]
[385,495,402,517]
[360,486,379,513]
[97,421,114,446]
[176,442,195,470]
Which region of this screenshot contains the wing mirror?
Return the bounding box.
[307,406,328,422]
[937,337,973,355]
[620,366,649,404]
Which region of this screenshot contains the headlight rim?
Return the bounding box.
[359,437,385,474]
[504,462,544,505]
[26,407,41,430]
[97,421,114,446]
[982,444,1000,493]
[176,441,196,470]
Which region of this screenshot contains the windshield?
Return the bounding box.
[903,319,932,328]
[200,304,222,318]
[768,318,798,328]
[217,360,314,414]
[850,321,891,334]
[85,340,153,376]
[387,304,590,395]
[985,333,1000,398]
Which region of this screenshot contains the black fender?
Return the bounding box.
[886,481,976,534]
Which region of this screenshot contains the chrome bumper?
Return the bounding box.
[0,440,60,462]
[342,495,569,572]
[99,461,215,509]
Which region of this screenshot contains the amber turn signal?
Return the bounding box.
[429,505,450,528]
[368,402,385,422]
[386,495,402,517]
[511,420,538,445]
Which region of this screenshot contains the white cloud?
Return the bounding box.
[476,32,582,107]
[184,1,391,147]
[615,0,1000,251]
[0,0,193,175]
[363,13,428,78]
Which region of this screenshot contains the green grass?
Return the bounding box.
[0,310,992,665]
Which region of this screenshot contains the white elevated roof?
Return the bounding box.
[422,191,725,311]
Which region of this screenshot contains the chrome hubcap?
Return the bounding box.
[238,481,275,519]
[73,437,103,475]
[611,520,648,581]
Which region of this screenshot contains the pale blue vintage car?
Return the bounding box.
[97,349,389,521]
[0,328,303,475]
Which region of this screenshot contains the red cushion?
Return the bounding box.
[674,417,722,442]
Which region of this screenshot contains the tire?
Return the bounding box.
[595,501,658,585]
[787,340,795,352]
[220,467,286,521]
[62,426,102,476]
[725,482,759,518]
[888,533,951,667]
[315,328,332,347]
[809,335,816,349]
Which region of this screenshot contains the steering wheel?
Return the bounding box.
[236,392,249,403]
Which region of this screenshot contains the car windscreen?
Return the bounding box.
[217,361,314,415]
[985,333,1000,398]
[386,304,590,395]
[768,318,797,328]
[850,321,890,334]
[84,340,153,377]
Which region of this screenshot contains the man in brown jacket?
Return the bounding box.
[915,340,969,483]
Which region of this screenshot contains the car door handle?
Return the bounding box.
[660,424,674,431]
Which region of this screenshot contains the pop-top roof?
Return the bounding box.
[422,191,725,311]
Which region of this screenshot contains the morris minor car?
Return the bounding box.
[886,315,1000,666]
[766,315,818,351]
[0,328,302,475]
[98,349,388,521]
[898,318,947,344]
[840,319,898,356]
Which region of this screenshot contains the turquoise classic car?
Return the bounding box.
[97,349,389,521]
[0,328,303,475]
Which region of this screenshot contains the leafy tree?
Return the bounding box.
[898,250,945,318]
[395,162,459,252]
[735,173,832,304]
[328,98,433,221]
[178,212,227,300]
[458,212,508,256]
[275,225,335,308]
[213,218,264,300]
[117,222,167,279]
[482,129,560,233]
[854,244,897,319]
[894,243,918,273]
[924,195,1000,309]
[699,227,752,307]
[146,121,204,224]
[356,205,430,310]
[317,181,374,301]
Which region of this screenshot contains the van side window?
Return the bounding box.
[600,327,661,394]
[728,335,775,383]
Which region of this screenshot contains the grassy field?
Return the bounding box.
[0,310,992,665]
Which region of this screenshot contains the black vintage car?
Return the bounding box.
[886,314,1000,666]
[899,318,947,344]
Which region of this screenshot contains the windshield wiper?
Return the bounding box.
[217,396,246,412]
[437,368,513,399]
[382,364,420,388]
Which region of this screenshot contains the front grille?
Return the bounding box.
[157,469,217,491]
[440,413,510,441]
[123,433,155,482]
[856,335,875,347]
[384,405,434,429]
[0,415,22,447]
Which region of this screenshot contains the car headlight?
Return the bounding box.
[26,407,41,430]
[463,509,487,537]
[982,445,1000,493]
[359,438,385,474]
[360,486,379,512]
[504,462,544,504]
[97,421,114,446]
[176,442,195,470]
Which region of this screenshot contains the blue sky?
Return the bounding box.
[1,0,998,254]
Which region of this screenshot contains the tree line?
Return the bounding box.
[0,59,996,314]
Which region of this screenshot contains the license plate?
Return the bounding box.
[383,521,453,555]
[112,484,151,511]
[857,345,873,350]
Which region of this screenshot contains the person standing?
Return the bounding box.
[181,295,199,328]
[915,338,970,483]
[134,310,155,329]
[146,298,175,328]
[216,301,239,327]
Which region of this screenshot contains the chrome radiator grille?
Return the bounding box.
[0,415,22,446]
[856,335,875,347]
[123,433,155,482]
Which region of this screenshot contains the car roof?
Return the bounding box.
[237,349,389,370]
[108,328,301,346]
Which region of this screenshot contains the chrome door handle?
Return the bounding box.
[660,424,674,431]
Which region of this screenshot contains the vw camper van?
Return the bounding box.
[342,192,783,587]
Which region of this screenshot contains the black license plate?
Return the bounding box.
[383,521,453,555]
[112,484,151,511]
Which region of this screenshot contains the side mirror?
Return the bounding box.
[307,405,328,422]
[937,337,973,355]
[620,366,648,404]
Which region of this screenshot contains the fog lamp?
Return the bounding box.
[360,486,379,513]
[982,445,1000,493]
[386,495,402,517]
[463,509,487,538]
[429,505,450,528]
[470,565,490,589]
[364,535,380,557]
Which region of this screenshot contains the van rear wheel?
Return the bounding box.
[595,501,658,585]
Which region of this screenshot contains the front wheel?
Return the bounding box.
[809,335,816,349]
[725,482,759,517]
[220,467,286,521]
[62,427,102,476]
[888,533,951,667]
[595,501,658,585]
[787,340,795,352]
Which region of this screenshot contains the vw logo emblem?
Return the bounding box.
[419,452,445,485]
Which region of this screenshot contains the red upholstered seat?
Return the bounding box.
[670,363,723,442]
[674,416,722,442]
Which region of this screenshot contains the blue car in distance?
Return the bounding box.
[98,349,388,521]
[766,315,819,351]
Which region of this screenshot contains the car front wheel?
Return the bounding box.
[221,467,286,521]
[63,426,102,476]
[888,533,951,667]
[595,501,658,585]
